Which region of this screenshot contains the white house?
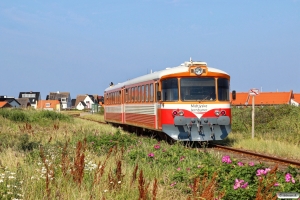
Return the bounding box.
[76,101,87,110]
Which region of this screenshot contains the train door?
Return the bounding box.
[155,82,162,129]
[121,88,125,124]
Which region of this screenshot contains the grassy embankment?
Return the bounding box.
[227,105,300,160]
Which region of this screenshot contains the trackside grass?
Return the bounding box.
[0,108,299,199]
[226,105,300,160]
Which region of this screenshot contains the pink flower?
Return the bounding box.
[238,162,244,166]
[186,168,190,172]
[285,173,292,182]
[148,152,154,157]
[263,168,271,175]
[177,167,181,171]
[285,173,295,183]
[170,182,177,187]
[248,162,255,166]
[197,165,201,168]
[154,144,160,149]
[256,169,265,176]
[274,182,280,187]
[222,155,232,164]
[180,156,185,161]
[233,179,248,190]
[256,168,271,176]
[241,182,248,188]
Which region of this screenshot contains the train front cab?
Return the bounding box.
[157,71,232,142]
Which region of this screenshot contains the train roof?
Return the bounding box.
[105,61,229,92]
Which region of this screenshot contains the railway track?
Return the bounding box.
[211,144,300,168]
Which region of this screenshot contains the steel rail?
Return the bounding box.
[212,144,300,167]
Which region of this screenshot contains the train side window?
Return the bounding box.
[112,92,114,104]
[132,88,134,102]
[138,86,141,102]
[135,86,138,102]
[150,83,154,102]
[145,84,149,102]
[125,89,128,103]
[141,85,144,102]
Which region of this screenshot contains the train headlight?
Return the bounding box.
[221,110,226,116]
[214,110,220,116]
[178,110,184,116]
[194,67,203,75]
[172,110,178,116]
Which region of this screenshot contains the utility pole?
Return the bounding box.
[249,88,259,139]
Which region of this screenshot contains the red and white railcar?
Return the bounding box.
[104,60,232,141]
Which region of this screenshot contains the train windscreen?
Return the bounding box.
[180,78,216,101]
[218,78,229,101]
[162,78,179,101]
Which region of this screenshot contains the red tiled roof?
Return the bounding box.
[0,101,12,108]
[231,90,293,106]
[294,94,300,103]
[37,100,60,110]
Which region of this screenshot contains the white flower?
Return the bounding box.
[104,190,108,192]
[118,181,121,184]
[0,179,3,183]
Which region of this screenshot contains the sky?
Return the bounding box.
[1,0,300,99]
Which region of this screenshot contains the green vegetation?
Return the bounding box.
[0,107,299,199]
[226,105,300,159]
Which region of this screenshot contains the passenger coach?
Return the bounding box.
[104,60,234,141]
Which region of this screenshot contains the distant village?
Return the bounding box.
[0,90,299,111]
[0,91,104,112]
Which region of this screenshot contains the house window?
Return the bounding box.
[45,103,50,107]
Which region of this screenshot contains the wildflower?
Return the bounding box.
[170,182,177,187]
[274,182,280,187]
[0,179,3,183]
[154,144,160,149]
[180,156,185,161]
[118,181,121,184]
[233,179,248,190]
[104,190,108,192]
[241,182,248,188]
[285,173,295,183]
[248,162,255,166]
[222,155,232,164]
[177,168,181,171]
[186,168,190,172]
[237,162,244,166]
[256,168,271,176]
[197,165,201,168]
[263,168,271,174]
[148,153,154,157]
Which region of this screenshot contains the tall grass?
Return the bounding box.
[0,109,72,124]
